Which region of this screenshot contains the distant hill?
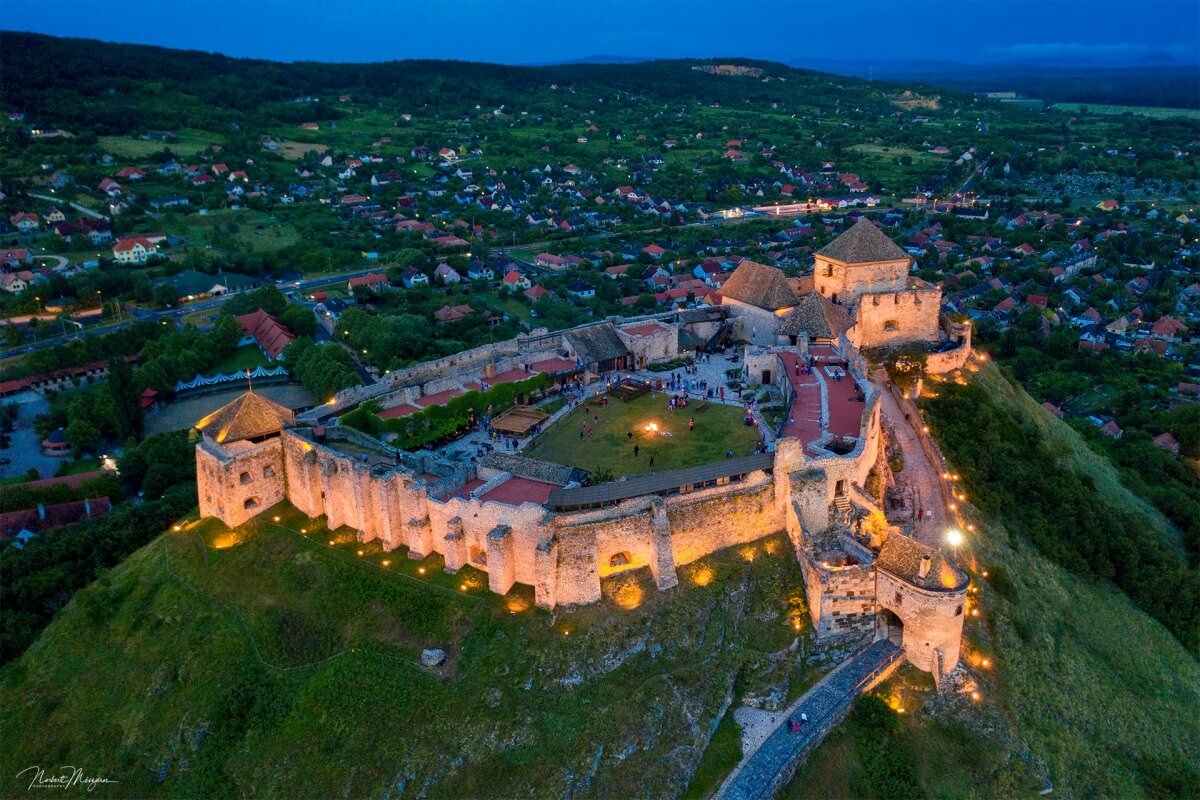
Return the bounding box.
[795,58,1200,109]
[0,31,875,135]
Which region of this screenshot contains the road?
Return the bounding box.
[0,266,388,360]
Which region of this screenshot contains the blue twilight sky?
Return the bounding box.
[3,0,1198,65]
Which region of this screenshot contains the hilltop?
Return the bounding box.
[1,365,1197,797]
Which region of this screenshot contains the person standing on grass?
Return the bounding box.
[634,444,639,457]
[688,417,695,432]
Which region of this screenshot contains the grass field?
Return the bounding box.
[174,209,301,254]
[0,505,811,798]
[206,345,269,376]
[97,128,224,159]
[525,391,760,479]
[277,139,329,160]
[1052,102,1200,120]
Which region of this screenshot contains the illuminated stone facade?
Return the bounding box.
[197,331,966,681]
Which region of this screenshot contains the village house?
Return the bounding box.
[347,272,391,293]
[112,236,158,264]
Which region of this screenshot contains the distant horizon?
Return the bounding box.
[4,29,1199,74]
[2,0,1197,68]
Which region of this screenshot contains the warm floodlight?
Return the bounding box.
[945,528,964,548]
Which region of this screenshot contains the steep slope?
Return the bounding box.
[0,508,810,798]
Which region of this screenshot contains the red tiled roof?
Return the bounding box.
[416,388,463,407]
[0,497,112,540]
[348,272,389,289]
[479,476,557,506]
[530,357,577,374]
[378,403,420,420]
[235,309,295,360]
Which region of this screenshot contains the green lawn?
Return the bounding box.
[207,345,269,376]
[525,391,760,479]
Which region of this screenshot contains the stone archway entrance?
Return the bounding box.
[878,608,903,646]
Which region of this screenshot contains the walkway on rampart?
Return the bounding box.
[875,377,948,545]
[715,639,903,800]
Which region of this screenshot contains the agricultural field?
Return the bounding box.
[97,128,225,158]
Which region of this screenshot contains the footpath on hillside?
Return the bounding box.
[715,639,903,800]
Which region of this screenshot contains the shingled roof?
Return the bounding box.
[236,309,295,360]
[192,390,295,444]
[778,293,854,339]
[875,533,966,591]
[719,260,799,310]
[564,323,630,365]
[817,218,909,263]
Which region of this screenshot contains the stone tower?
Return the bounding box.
[193,390,293,528]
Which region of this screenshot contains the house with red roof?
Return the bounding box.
[524,285,550,302]
[434,304,474,324]
[9,212,39,232]
[112,236,158,264]
[642,243,666,259]
[116,166,146,180]
[347,272,390,293]
[1153,432,1180,454]
[1150,316,1187,342]
[992,297,1017,315]
[236,309,295,360]
[0,248,32,267]
[503,270,531,292]
[1026,294,1048,308]
[535,253,568,270]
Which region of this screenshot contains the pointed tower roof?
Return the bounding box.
[719,260,799,311]
[192,390,294,444]
[816,218,909,263]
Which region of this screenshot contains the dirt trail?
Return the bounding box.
[876,382,948,545]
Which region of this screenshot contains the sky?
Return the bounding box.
[4,0,1199,66]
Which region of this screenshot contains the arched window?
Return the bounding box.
[470,546,487,566]
[240,471,252,485]
[883,320,899,332]
[263,466,276,478]
[244,497,260,510]
[609,551,631,568]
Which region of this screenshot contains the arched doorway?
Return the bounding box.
[878,608,903,646]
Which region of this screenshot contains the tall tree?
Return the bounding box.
[108,357,143,441]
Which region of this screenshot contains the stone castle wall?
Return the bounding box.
[924,316,973,374]
[852,288,943,349]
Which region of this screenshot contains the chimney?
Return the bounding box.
[918,555,932,580]
[484,363,497,379]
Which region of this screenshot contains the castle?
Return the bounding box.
[195,220,972,683]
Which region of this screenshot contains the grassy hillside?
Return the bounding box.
[0,506,812,798]
[787,362,1200,799]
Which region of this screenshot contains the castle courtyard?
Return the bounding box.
[524,390,761,479]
